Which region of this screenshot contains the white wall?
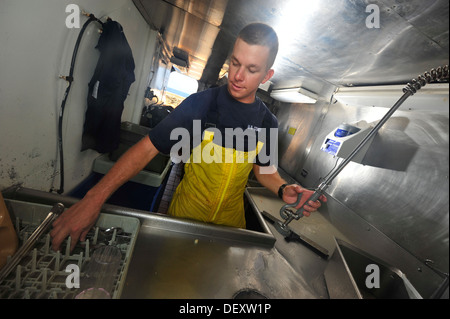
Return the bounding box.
[0,0,157,193]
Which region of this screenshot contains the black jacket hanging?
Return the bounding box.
[81,19,135,153]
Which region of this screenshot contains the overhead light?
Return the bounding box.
[270,87,318,104]
[334,83,449,111]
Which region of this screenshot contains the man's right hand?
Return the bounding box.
[50,136,159,252]
[50,194,103,252]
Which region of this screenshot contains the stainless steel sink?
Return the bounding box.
[1,187,329,299]
[120,219,324,299]
[93,122,171,187]
[3,186,443,299]
[324,238,422,299]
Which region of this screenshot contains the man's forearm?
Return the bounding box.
[87,136,159,203]
[51,136,160,251]
[253,164,286,195]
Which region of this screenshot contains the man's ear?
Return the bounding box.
[262,68,274,84]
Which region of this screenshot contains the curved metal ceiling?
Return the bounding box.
[133,0,449,94]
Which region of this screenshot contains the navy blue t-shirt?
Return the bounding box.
[148,85,278,166]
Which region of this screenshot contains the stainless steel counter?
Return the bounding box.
[3,186,444,299]
[120,212,328,299]
[119,186,444,298]
[2,186,330,299]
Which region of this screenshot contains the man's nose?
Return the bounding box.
[234,67,244,81]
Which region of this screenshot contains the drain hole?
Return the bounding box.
[233,289,268,299]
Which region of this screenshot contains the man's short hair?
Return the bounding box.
[238,23,279,70]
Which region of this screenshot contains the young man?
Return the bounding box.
[51,23,326,251]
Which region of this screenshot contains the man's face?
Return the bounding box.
[227,38,274,104]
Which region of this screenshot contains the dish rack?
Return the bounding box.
[0,199,140,299]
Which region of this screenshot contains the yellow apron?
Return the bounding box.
[168,130,263,228]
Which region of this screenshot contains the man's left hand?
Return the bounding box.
[282,184,327,217]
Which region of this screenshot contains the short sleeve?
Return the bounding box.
[148,93,206,154]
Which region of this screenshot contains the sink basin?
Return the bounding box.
[1,187,330,299]
[233,289,268,299]
[92,122,171,187]
[93,153,171,187]
[110,144,170,175]
[324,238,422,299]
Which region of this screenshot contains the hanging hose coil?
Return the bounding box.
[403,65,449,95]
[53,13,103,194]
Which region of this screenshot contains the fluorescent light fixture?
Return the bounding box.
[334,84,449,111]
[270,87,318,104]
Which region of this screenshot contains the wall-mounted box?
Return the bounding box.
[320,121,375,163]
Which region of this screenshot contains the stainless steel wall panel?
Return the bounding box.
[273,98,449,280]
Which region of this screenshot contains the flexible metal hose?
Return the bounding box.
[403,65,449,95]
